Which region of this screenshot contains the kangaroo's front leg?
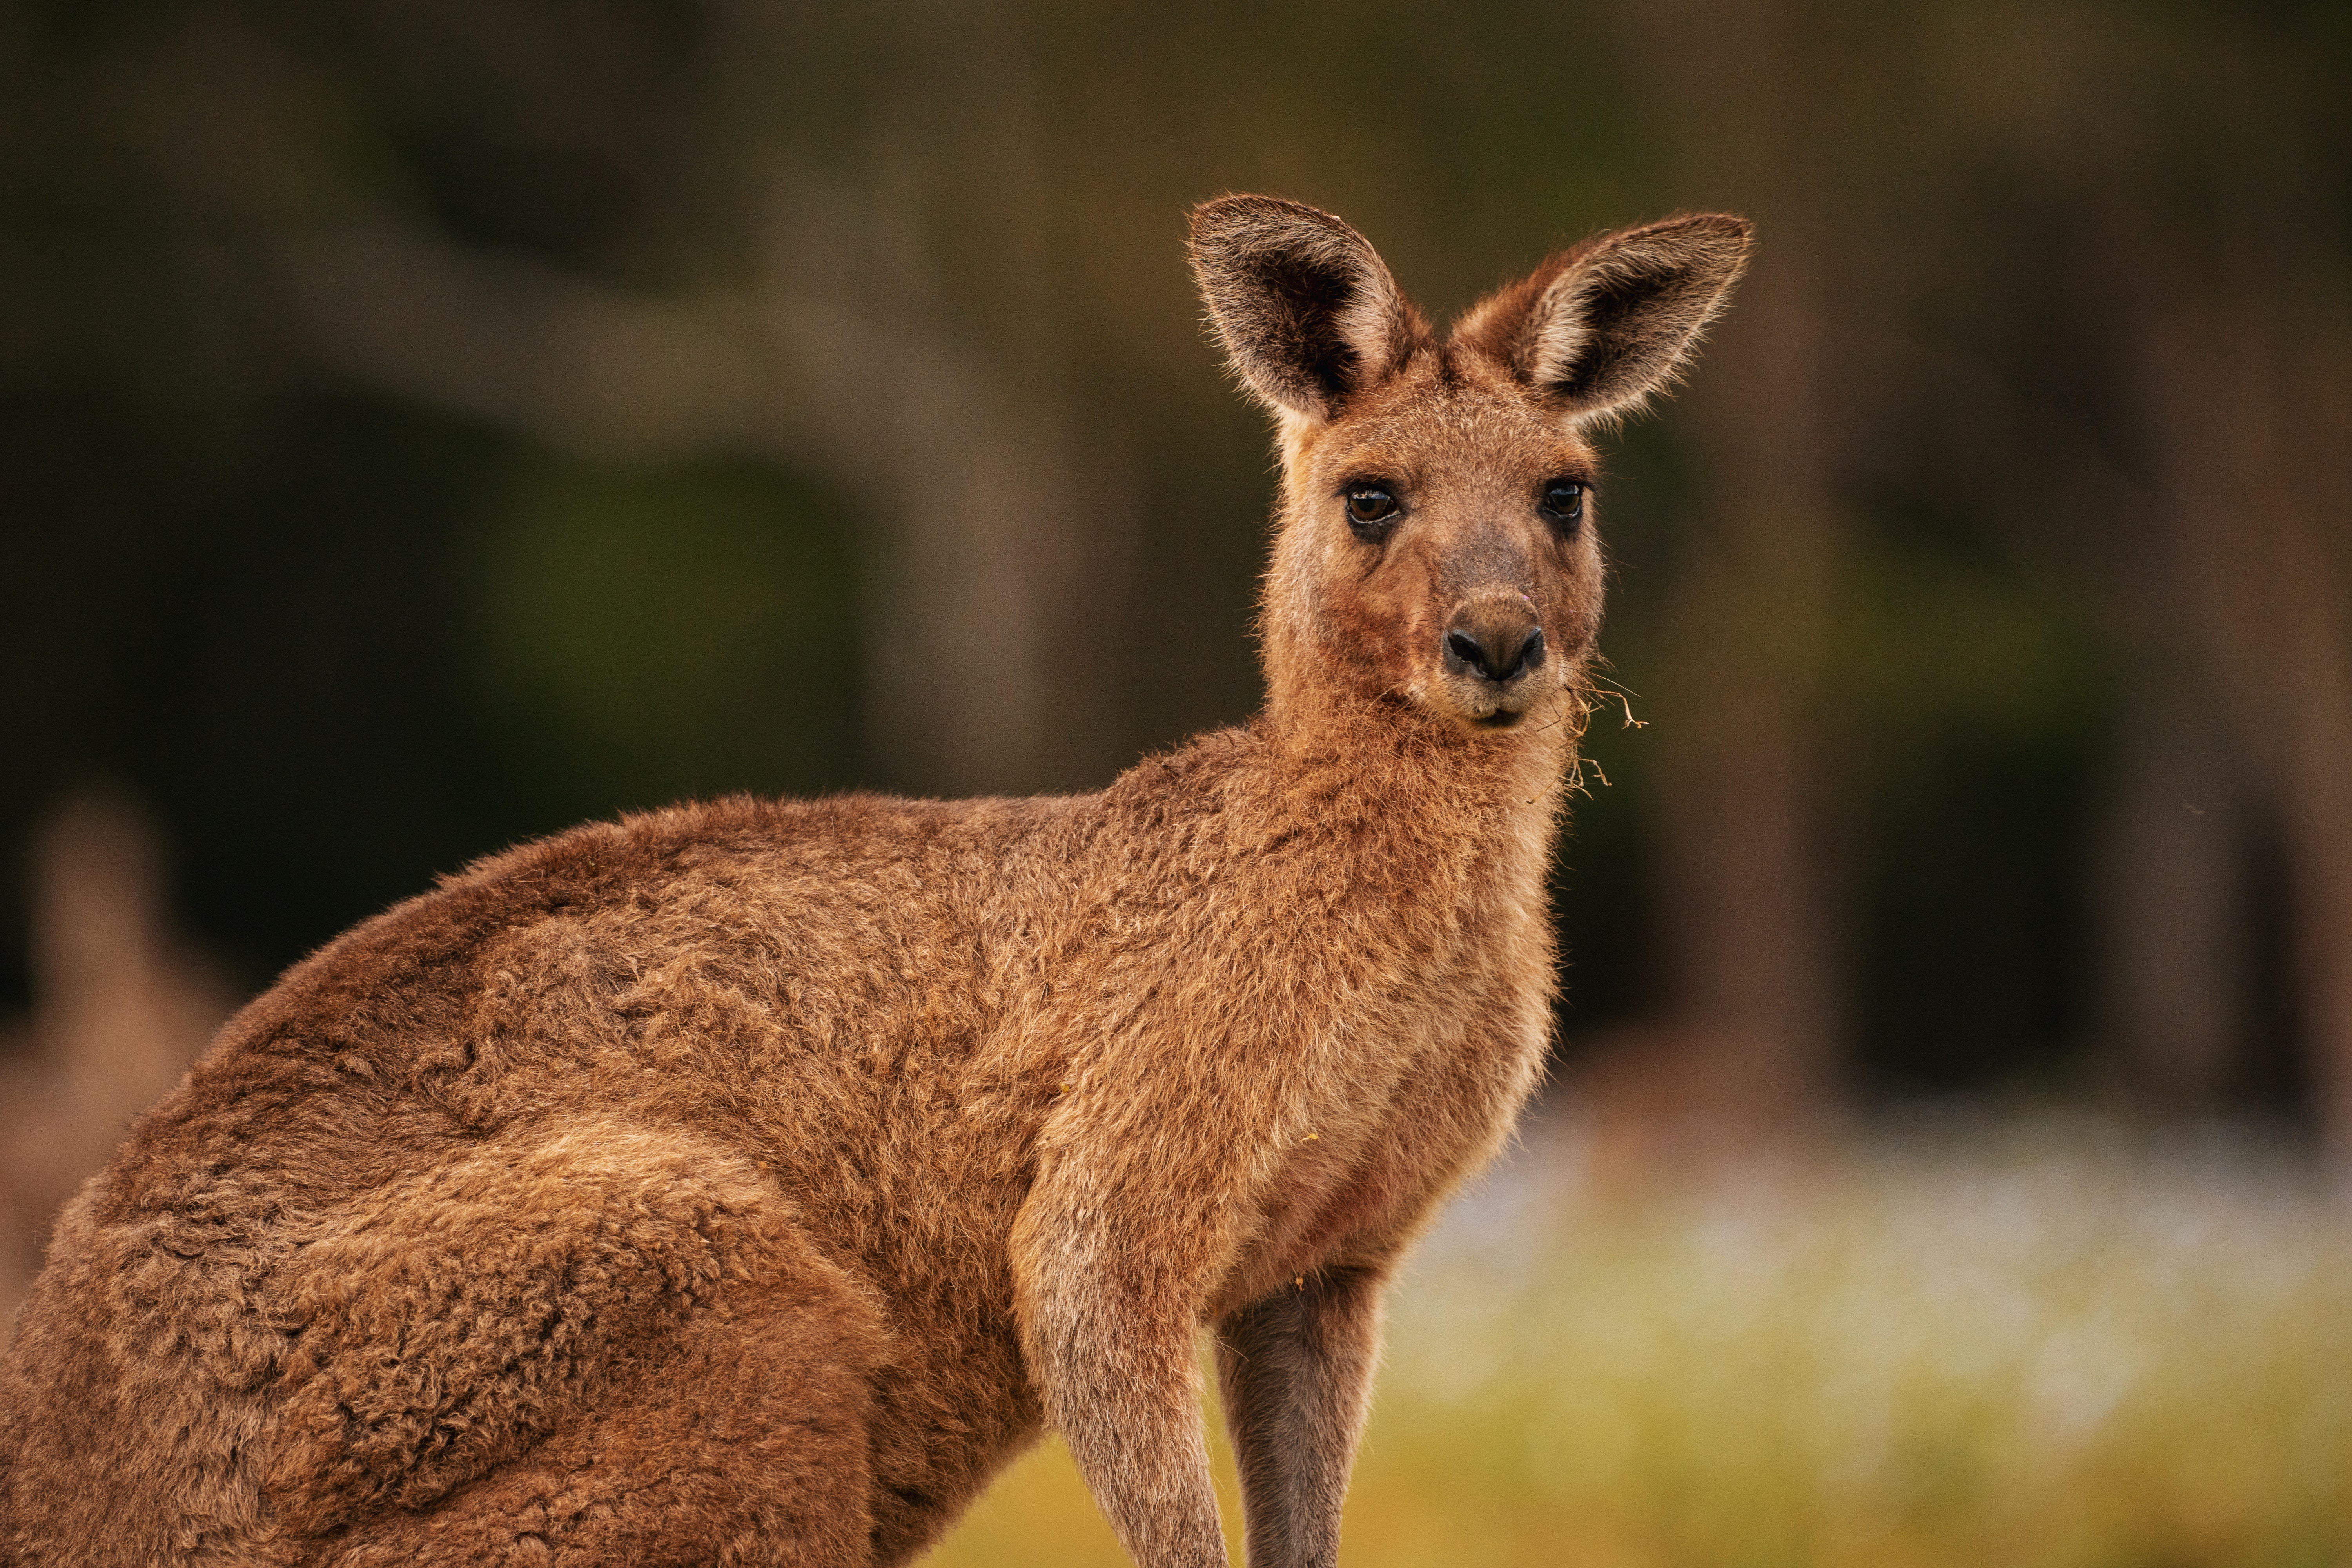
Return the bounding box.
[1215,1264,1385,1568]
[1011,1156,1232,1568]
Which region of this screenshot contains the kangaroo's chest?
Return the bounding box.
[1214,929,1552,1313]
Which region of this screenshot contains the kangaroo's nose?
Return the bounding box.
[1443,615,1546,684]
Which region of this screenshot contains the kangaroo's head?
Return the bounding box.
[1191,196,1748,740]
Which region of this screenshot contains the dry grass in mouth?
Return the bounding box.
[927,1114,2352,1568]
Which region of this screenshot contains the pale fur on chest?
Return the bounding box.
[1001,727,1563,1322]
[1212,820,1558,1313]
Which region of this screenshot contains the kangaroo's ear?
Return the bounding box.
[1189,195,1421,422]
[1457,213,1752,422]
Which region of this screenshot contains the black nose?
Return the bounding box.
[1444,621,1546,684]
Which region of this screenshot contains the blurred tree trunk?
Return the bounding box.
[2095,691,2250,1109]
[742,0,1135,797]
[0,794,229,1323]
[1613,0,1845,1132]
[2136,245,2352,1150]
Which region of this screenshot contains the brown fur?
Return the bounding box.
[0,197,1746,1567]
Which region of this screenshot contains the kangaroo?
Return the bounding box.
[0,196,1747,1567]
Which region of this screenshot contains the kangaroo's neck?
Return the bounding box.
[1251,669,1579,861]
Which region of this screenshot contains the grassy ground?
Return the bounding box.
[925,1116,2352,1568]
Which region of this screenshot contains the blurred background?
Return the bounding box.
[2,0,2348,1562]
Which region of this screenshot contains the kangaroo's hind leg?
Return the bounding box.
[263,1122,889,1568]
[324,1262,882,1568]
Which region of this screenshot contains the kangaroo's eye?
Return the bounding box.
[1344,483,1401,538]
[1541,480,1586,529]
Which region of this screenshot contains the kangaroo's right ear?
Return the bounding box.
[1189,195,1421,423]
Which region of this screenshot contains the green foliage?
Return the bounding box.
[466,455,866,820]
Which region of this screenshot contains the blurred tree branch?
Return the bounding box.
[279,208,1129,794]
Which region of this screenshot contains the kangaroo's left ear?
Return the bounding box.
[1456,213,1752,422]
